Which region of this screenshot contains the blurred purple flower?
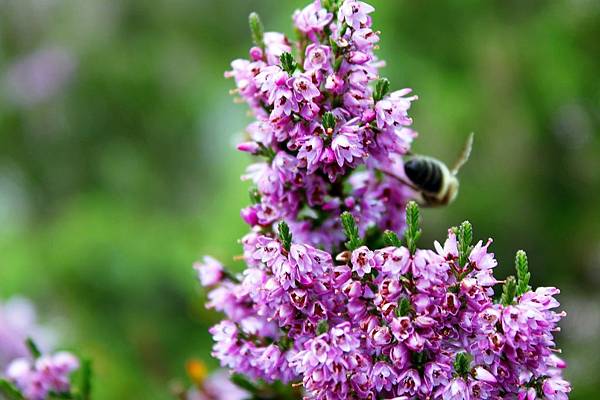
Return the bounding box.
[3,47,76,106]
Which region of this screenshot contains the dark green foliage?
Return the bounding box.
[278,221,293,251]
[26,337,42,359]
[457,221,473,268]
[248,12,264,48]
[453,352,472,377]
[341,212,363,251]
[397,297,412,317]
[321,112,336,131]
[404,202,421,255]
[373,78,390,102]
[76,359,93,400]
[383,230,402,247]
[280,52,298,75]
[317,319,329,335]
[515,250,531,296]
[0,380,25,400]
[501,276,517,306]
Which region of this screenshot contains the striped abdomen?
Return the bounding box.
[404,158,444,193]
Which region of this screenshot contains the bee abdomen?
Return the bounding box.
[404,158,444,193]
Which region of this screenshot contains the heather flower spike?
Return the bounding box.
[1,337,85,400]
[200,0,571,398]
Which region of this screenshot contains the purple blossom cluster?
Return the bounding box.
[229,0,417,250]
[199,0,571,398]
[0,297,56,369]
[5,352,79,400]
[198,224,570,399]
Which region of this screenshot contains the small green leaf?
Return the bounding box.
[515,250,531,296]
[383,230,402,247]
[231,374,260,394]
[278,221,293,251]
[76,358,92,400]
[321,112,336,132]
[453,352,472,377]
[396,297,411,317]
[316,320,329,335]
[26,337,42,359]
[48,392,75,399]
[322,0,341,13]
[404,201,421,255]
[249,187,261,204]
[373,78,390,102]
[457,221,473,268]
[341,212,363,251]
[257,144,276,161]
[248,12,264,48]
[0,379,25,400]
[280,52,298,75]
[501,276,517,306]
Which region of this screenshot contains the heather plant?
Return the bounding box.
[0,299,91,400]
[194,0,571,399]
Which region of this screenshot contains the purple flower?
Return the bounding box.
[332,127,365,167]
[397,368,421,396]
[194,256,224,287]
[339,1,375,30]
[351,246,376,277]
[371,361,397,392]
[0,297,56,369]
[7,352,79,400]
[292,76,321,102]
[542,376,571,400]
[304,44,332,72]
[437,378,470,400]
[294,1,333,34]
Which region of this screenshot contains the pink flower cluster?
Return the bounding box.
[228,0,417,250]
[198,223,570,399]
[199,0,571,398]
[6,352,79,400]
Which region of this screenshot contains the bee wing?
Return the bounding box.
[451,132,474,175]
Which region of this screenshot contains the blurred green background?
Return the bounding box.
[1,0,599,398]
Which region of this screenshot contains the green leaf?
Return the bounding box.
[278,221,293,251]
[76,358,92,400]
[341,212,363,251]
[316,320,329,335]
[501,275,517,306]
[396,297,411,317]
[322,0,341,13]
[373,78,390,102]
[279,52,298,75]
[453,352,472,377]
[457,220,473,268]
[48,392,75,399]
[26,337,42,359]
[249,187,261,204]
[248,12,264,48]
[257,144,276,161]
[404,201,421,255]
[231,374,260,394]
[515,250,531,296]
[0,380,25,400]
[321,112,336,132]
[383,230,402,247]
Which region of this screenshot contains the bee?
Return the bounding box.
[402,133,474,207]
